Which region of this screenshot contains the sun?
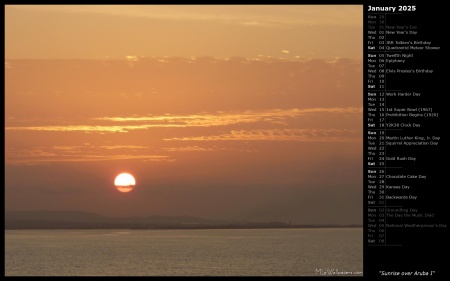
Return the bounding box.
[114,173,136,193]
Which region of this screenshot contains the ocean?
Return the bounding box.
[5,228,363,276]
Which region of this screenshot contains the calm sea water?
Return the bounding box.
[5,228,363,276]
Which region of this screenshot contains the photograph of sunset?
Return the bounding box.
[5,5,363,276]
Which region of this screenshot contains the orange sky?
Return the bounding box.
[5,5,362,60]
[5,5,363,224]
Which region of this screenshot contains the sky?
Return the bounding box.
[5,5,363,224]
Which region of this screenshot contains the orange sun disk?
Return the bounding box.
[114,173,136,193]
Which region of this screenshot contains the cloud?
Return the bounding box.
[162,145,254,152]
[165,129,361,142]
[5,145,170,165]
[240,21,279,27]
[5,107,361,133]
[98,145,148,150]
[97,107,361,126]
[4,124,183,133]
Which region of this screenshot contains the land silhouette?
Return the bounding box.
[5,210,362,230]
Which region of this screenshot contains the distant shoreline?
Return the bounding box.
[5,225,363,230]
[5,210,362,230]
